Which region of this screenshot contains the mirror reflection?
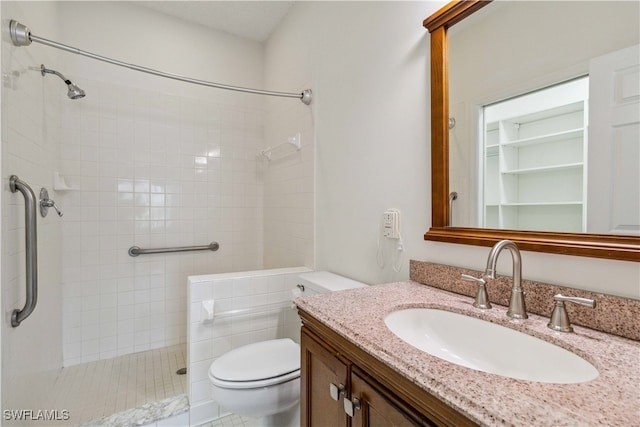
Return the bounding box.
[448,1,639,234]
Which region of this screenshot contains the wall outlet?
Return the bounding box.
[382,210,400,239]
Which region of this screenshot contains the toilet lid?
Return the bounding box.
[210,338,300,383]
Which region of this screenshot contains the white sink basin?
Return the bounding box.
[384,308,598,384]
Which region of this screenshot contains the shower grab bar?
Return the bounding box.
[213,300,293,321]
[9,20,312,105]
[9,175,38,327]
[128,242,220,257]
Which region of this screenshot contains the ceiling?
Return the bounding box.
[133,1,294,43]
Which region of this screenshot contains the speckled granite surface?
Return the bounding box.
[295,282,640,427]
[410,260,640,341]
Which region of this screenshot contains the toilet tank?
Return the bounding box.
[297,271,367,296]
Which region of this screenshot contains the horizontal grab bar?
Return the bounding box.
[214,301,293,321]
[128,242,219,257]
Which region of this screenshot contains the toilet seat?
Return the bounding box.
[209,338,300,389]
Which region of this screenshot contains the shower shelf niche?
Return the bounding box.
[259,133,301,161]
[53,171,78,191]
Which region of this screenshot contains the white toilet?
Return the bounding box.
[208,271,366,427]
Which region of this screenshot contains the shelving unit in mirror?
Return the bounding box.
[482,77,588,232]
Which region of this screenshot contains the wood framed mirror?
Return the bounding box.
[423,0,639,262]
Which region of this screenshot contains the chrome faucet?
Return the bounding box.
[485,240,528,319]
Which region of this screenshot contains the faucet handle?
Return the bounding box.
[547,294,596,332]
[461,274,492,309]
[39,188,63,217]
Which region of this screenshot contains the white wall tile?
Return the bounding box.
[190,340,212,364]
[59,82,266,365]
[1,6,65,413]
[30,0,272,366]
[187,267,310,423]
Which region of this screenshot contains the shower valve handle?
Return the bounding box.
[42,199,63,217]
[39,188,63,217]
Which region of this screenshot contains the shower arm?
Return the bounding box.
[9,20,312,105]
[40,66,67,82]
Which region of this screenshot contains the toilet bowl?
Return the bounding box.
[209,338,300,426]
[209,271,367,426]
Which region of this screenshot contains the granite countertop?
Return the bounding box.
[295,281,640,427]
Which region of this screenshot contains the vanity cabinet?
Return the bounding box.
[300,327,349,426]
[299,309,478,427]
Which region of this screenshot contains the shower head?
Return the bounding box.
[40,64,85,99]
[66,82,85,100]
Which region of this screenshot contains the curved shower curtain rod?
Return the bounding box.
[9,20,312,105]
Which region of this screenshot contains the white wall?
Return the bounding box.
[57,79,267,366]
[267,1,442,285]
[2,0,273,378]
[269,1,640,299]
[1,0,64,414]
[1,0,317,419]
[262,18,315,270]
[53,2,268,365]
[260,97,314,270]
[57,2,264,104]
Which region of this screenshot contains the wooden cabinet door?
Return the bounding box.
[350,370,433,427]
[301,327,349,427]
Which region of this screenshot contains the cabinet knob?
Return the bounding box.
[329,383,345,401]
[344,397,361,417]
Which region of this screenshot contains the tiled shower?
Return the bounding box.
[58,78,266,366]
[1,1,313,425]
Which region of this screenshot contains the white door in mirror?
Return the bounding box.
[588,44,640,235]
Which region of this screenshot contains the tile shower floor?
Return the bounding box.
[46,344,187,425]
[199,414,260,427]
